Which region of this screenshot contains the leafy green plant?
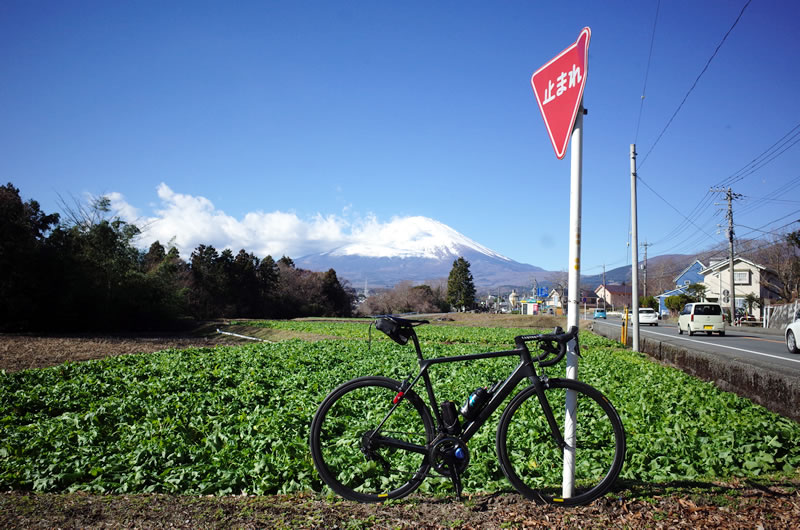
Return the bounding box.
[1,323,798,496]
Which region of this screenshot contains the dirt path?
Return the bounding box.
[2,482,799,529]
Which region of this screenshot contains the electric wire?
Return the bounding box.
[634,0,661,145]
[642,126,800,256]
[639,0,753,169]
[626,0,754,264]
[651,192,716,247]
[636,177,717,239]
[737,175,800,216]
[714,121,800,187]
[739,196,800,204]
[737,222,799,236]
[735,208,800,239]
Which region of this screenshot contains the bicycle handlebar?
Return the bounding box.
[514,326,579,366]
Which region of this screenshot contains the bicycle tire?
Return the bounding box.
[309,376,435,502]
[496,379,626,506]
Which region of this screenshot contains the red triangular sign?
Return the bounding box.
[531,28,591,159]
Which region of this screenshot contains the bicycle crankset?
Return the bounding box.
[429,437,469,499]
[429,437,469,476]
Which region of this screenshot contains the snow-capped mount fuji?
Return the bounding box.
[295,216,550,288]
[322,217,511,261]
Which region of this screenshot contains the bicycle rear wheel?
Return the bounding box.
[309,376,435,502]
[496,379,625,506]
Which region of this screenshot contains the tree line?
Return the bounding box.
[356,257,477,316]
[0,183,354,331]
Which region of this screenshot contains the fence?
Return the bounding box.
[763,300,800,329]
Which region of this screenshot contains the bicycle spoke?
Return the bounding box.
[497,380,625,506]
[310,377,434,502]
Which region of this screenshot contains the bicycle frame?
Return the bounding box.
[372,329,566,456]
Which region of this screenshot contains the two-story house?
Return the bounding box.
[700,257,781,319]
[655,259,705,316]
[539,288,598,314]
[594,284,636,311]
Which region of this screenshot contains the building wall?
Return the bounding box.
[701,261,779,318]
[595,285,634,310]
[675,261,704,287]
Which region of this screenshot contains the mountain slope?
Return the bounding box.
[295,216,549,288]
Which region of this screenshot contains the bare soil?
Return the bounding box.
[2,482,799,529]
[2,316,799,528]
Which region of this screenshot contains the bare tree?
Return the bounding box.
[759,232,800,302]
[358,281,441,316]
[649,257,681,294]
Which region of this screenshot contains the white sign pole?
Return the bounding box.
[562,103,584,498]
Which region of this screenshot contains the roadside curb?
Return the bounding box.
[590,321,800,424]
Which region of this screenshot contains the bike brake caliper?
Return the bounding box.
[392,379,411,404]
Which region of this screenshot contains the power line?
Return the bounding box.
[639,122,800,254]
[634,0,661,145]
[651,192,716,247]
[715,121,800,188]
[738,175,800,216]
[621,173,799,273]
[737,222,799,236]
[639,0,753,169]
[735,209,800,238]
[719,131,800,188]
[739,196,800,204]
[637,177,717,239]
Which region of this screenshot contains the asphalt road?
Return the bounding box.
[590,315,800,378]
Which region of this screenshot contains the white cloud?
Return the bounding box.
[110,183,354,259]
[108,184,497,262]
[106,192,140,222]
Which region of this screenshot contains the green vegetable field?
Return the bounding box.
[2,321,799,496]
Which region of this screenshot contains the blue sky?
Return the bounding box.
[3,0,800,274]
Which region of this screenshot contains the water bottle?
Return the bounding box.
[460,387,490,420]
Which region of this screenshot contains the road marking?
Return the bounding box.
[740,336,784,345]
[597,322,800,364]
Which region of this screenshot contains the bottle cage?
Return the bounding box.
[375,317,412,345]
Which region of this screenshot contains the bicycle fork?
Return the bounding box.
[531,375,568,451]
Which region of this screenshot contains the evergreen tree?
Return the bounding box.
[321,268,352,317]
[446,256,476,311]
[142,244,190,324]
[0,183,59,329]
[143,241,166,272]
[189,244,222,318]
[232,249,261,316]
[257,255,279,316]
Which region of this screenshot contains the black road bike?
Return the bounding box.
[309,316,626,505]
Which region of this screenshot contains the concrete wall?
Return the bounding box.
[591,321,800,423]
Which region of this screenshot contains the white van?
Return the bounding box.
[678,302,726,336]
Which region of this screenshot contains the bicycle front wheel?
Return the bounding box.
[309,376,435,502]
[496,379,626,506]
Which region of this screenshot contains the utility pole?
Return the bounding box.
[630,144,640,351]
[711,187,742,322]
[641,241,652,298]
[602,264,607,310]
